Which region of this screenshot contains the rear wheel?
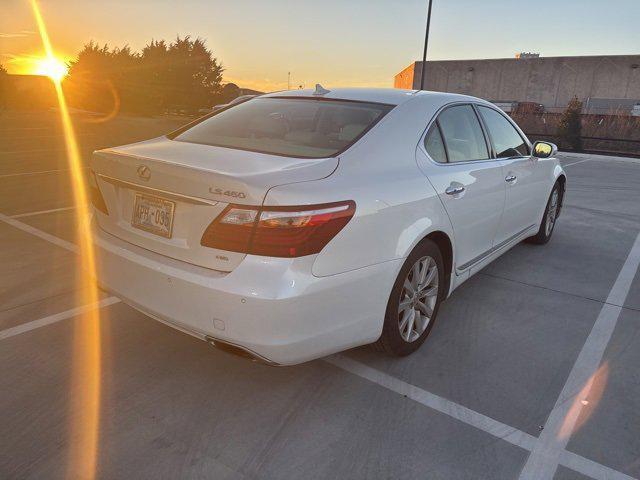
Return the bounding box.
[527,183,561,245]
[373,240,444,356]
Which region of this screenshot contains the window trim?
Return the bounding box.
[474,104,532,159]
[166,96,395,160]
[420,102,493,165]
[418,101,532,167]
[423,121,449,163]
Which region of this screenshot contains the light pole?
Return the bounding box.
[419,0,433,90]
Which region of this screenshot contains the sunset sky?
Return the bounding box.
[2,0,640,91]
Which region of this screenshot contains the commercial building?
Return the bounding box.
[395,54,640,114]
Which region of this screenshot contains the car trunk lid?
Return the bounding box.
[91,136,337,272]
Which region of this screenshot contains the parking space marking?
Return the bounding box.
[0,148,63,155]
[562,451,637,480]
[326,355,638,480]
[519,231,640,480]
[0,296,120,341]
[0,212,78,253]
[563,159,592,167]
[2,207,638,480]
[0,167,88,178]
[10,205,80,218]
[325,354,536,449]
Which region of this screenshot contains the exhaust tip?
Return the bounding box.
[205,336,279,366]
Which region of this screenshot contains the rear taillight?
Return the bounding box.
[88,170,108,215]
[201,201,355,257]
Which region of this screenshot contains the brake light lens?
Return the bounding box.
[88,170,108,215]
[201,201,355,257]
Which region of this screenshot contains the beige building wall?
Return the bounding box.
[395,55,640,110]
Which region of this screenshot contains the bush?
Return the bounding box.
[558,96,583,151]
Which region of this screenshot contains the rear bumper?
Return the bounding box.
[92,223,401,365]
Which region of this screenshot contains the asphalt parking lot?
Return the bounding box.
[1,110,639,480]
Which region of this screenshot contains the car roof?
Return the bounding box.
[262,87,479,106]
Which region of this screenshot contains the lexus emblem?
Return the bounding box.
[137,164,151,181]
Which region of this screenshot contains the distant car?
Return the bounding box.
[212,94,256,112]
[90,87,565,365]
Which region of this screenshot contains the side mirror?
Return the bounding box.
[532,141,557,159]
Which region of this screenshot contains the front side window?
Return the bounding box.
[437,105,489,163]
[478,106,530,157]
[424,124,447,163]
[172,98,393,159]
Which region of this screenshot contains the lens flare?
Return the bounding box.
[30,1,102,479]
[34,56,68,82]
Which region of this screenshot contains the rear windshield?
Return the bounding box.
[172,97,393,158]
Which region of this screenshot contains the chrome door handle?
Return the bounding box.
[445,185,465,195]
[505,175,517,183]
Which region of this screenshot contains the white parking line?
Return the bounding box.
[563,159,592,167]
[1,211,638,480]
[0,148,60,155]
[0,212,78,253]
[327,355,638,480]
[325,354,536,449]
[10,205,80,218]
[519,231,640,480]
[0,167,88,178]
[326,355,637,480]
[562,451,637,480]
[0,297,120,341]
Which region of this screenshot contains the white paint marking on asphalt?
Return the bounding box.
[519,231,640,480]
[0,212,78,254]
[563,159,592,167]
[0,167,88,178]
[0,297,120,341]
[0,148,58,155]
[2,208,638,480]
[326,354,537,450]
[326,355,638,480]
[10,205,80,219]
[561,451,638,480]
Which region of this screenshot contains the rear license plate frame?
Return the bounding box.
[131,193,176,239]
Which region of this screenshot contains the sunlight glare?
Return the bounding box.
[34,56,68,82]
[30,1,102,479]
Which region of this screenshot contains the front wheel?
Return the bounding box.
[373,239,445,356]
[527,183,561,245]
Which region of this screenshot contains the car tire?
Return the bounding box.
[373,239,445,356]
[526,182,561,245]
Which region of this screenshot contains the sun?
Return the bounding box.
[34,56,68,82]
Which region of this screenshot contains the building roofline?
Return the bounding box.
[410,53,640,64]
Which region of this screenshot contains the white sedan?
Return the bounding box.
[90,87,565,365]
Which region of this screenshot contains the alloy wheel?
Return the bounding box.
[398,256,439,342]
[546,189,559,236]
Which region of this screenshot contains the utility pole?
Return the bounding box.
[419,0,433,90]
[287,71,291,90]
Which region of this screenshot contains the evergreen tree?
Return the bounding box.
[66,37,224,115]
[558,96,583,151]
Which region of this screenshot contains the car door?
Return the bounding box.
[419,104,506,272]
[476,105,546,245]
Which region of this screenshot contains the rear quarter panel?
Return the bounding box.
[263,95,456,278]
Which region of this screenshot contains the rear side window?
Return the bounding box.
[478,106,530,157]
[173,98,393,159]
[437,105,489,163]
[424,124,447,163]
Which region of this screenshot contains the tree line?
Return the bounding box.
[64,36,226,115]
[0,36,243,114]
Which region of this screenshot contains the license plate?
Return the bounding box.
[132,193,175,238]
